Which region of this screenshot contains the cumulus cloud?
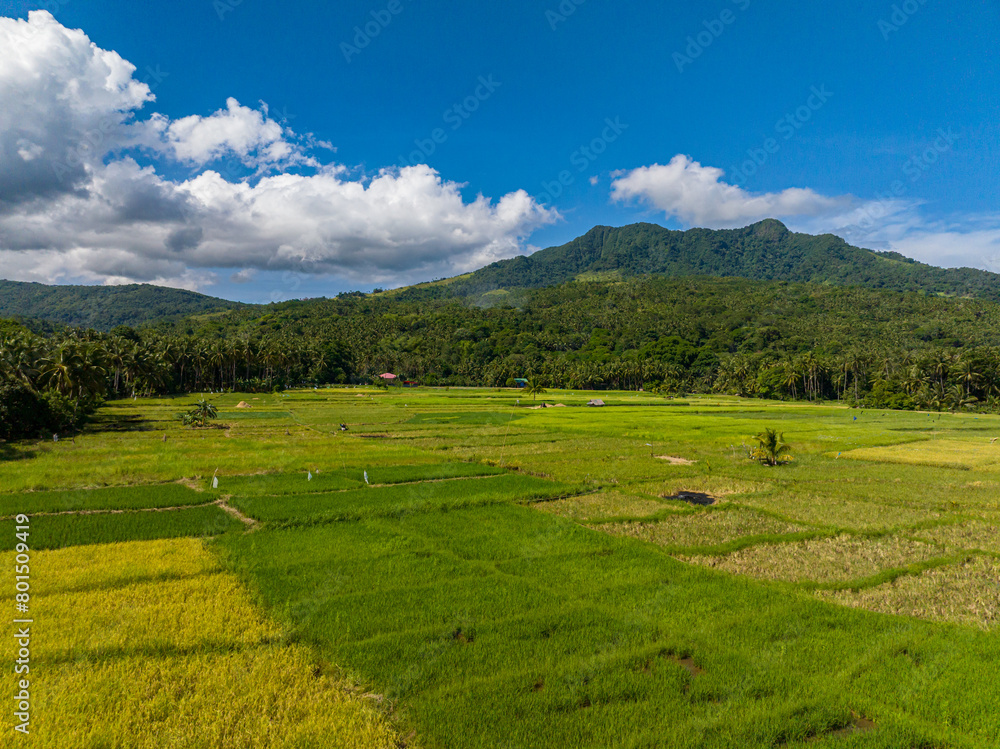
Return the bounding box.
[0,11,557,290]
[610,155,854,227]
[0,10,153,203]
[142,97,323,172]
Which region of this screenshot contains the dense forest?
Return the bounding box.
[7,274,1000,439]
[0,279,242,330]
[406,219,1000,304]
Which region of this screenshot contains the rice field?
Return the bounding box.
[0,483,206,516]
[0,505,243,550]
[817,555,1000,629]
[0,539,401,747]
[4,387,1000,746]
[684,534,949,584]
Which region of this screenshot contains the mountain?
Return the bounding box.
[401,220,1000,303]
[0,280,243,331]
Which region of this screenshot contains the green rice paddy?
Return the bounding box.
[3,387,1000,746]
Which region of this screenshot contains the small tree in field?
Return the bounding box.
[524,377,546,402]
[179,398,218,428]
[749,428,792,466]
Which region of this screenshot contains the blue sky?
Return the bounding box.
[0,0,997,302]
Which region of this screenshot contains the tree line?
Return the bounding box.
[5,275,1000,439]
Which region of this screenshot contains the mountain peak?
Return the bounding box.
[747,218,789,239]
[429,221,1000,305]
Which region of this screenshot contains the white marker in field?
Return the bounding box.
[364,470,369,485]
[307,471,313,481]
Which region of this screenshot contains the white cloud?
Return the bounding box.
[0,11,154,202]
[0,11,557,291]
[145,97,321,172]
[610,154,854,228]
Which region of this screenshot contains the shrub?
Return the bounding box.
[0,381,49,440]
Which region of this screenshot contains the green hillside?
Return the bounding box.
[403,220,1000,303]
[0,279,242,330]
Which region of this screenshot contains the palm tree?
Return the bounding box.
[524,377,546,402]
[955,359,982,397]
[750,428,792,467]
[947,384,978,413]
[781,361,799,400]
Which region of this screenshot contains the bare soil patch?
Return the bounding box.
[656,455,696,465]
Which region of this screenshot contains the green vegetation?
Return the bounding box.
[6,387,1000,745]
[180,398,219,427]
[13,223,1000,443]
[0,279,242,330]
[0,505,241,550]
[524,376,546,401]
[750,427,793,466]
[428,219,1000,302]
[229,474,577,525]
[0,482,205,516]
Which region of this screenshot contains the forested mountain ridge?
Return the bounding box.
[5,220,999,331]
[0,280,243,331]
[401,220,1000,303]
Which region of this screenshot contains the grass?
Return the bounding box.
[817,555,1000,629]
[210,471,362,496]
[534,491,675,521]
[685,534,949,584]
[6,388,1000,745]
[0,539,401,747]
[229,474,580,525]
[842,439,1000,469]
[0,505,243,550]
[911,520,1000,553]
[364,461,507,484]
[216,505,994,747]
[602,507,808,551]
[0,482,206,516]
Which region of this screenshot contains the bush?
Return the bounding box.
[0,383,88,439]
[41,390,84,432]
[0,382,48,440]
